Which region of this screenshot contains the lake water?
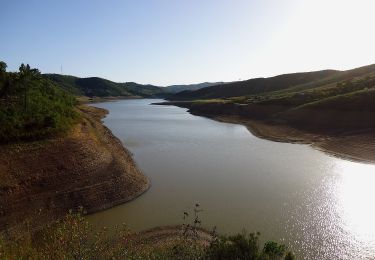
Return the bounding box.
[89,99,375,259]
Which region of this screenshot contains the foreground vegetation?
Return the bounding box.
[0,62,78,143]
[0,208,294,260]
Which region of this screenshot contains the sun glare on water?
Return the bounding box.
[335,160,375,256]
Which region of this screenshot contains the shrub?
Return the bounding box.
[205,232,294,260]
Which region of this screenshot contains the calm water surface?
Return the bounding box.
[89,99,375,259]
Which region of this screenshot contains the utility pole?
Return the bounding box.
[61,65,63,75]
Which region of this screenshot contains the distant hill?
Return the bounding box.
[169,70,339,100]
[44,74,166,98]
[165,82,224,93]
[170,64,375,100]
[44,74,227,98]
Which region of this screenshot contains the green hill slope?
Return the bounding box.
[167,63,375,132]
[282,87,375,130]
[170,70,339,100]
[165,82,224,93]
[170,64,375,101]
[44,74,166,97]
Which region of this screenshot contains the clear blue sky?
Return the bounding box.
[1,0,374,86]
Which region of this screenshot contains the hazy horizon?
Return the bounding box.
[2,0,375,86]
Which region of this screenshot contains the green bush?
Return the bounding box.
[205,232,294,260]
[0,62,78,143]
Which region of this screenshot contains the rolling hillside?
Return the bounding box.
[167,63,375,132]
[165,82,224,93]
[44,74,167,97]
[170,64,375,100]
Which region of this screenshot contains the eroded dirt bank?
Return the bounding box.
[0,105,149,235]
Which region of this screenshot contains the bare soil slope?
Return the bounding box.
[0,106,149,234]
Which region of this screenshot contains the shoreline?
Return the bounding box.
[211,115,375,164]
[154,101,375,164]
[0,105,150,235]
[77,95,143,104]
[78,105,151,213]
